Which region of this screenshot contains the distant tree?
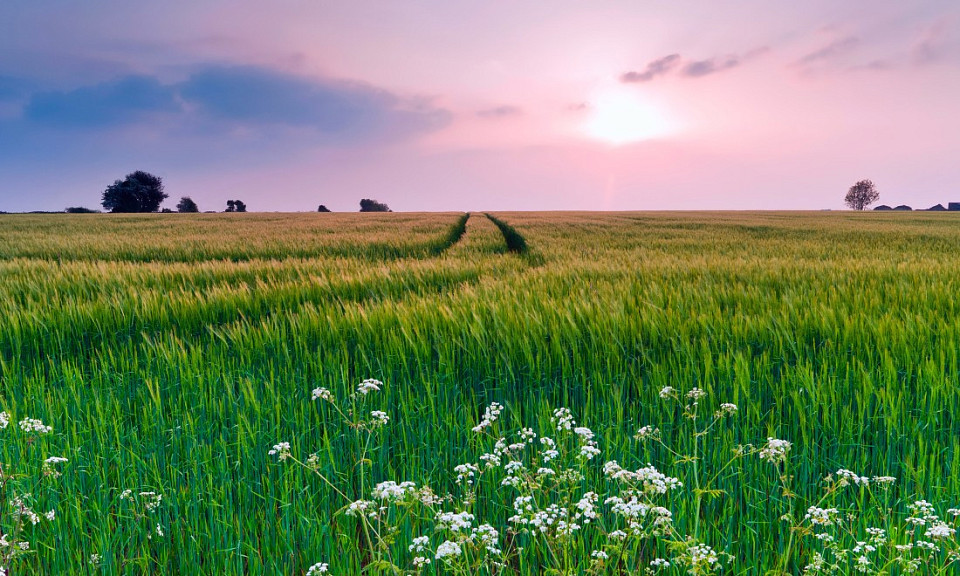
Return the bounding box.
[176,196,200,213]
[317,204,332,212]
[65,206,100,213]
[359,199,391,212]
[844,179,879,211]
[101,171,167,213]
[161,208,173,213]
[225,199,247,213]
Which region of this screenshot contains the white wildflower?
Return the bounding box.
[356,378,382,395]
[372,481,416,501]
[369,411,389,427]
[311,387,333,402]
[552,407,576,431]
[18,417,52,434]
[472,402,504,432]
[926,523,956,540]
[268,442,291,460]
[454,463,479,486]
[306,563,329,575]
[435,540,462,560]
[716,403,738,417]
[591,549,609,560]
[579,444,601,460]
[758,438,792,464]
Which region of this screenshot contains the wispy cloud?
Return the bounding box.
[792,36,859,67]
[476,105,523,119]
[912,20,950,65]
[623,48,766,83]
[620,54,681,83]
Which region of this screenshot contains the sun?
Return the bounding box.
[582,89,676,145]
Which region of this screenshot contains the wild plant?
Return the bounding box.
[272,379,960,575]
[0,411,66,576]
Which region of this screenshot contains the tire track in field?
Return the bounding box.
[484,213,529,254]
[431,212,470,255]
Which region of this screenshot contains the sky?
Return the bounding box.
[1,1,959,212]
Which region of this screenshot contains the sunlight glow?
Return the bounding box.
[582,90,676,145]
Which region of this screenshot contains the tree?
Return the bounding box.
[359,199,391,212]
[845,179,879,211]
[317,205,331,213]
[65,206,99,213]
[225,200,247,213]
[101,171,167,213]
[176,196,200,213]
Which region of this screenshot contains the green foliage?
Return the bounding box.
[360,199,392,212]
[176,196,200,213]
[101,171,167,213]
[1,211,960,574]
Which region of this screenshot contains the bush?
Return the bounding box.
[359,199,391,212]
[225,200,247,213]
[176,197,200,213]
[65,206,100,213]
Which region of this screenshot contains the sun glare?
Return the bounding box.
[582,90,675,145]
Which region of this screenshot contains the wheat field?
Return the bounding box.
[1,211,959,575]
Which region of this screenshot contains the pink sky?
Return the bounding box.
[1,1,958,211]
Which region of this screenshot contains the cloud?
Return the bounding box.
[912,21,950,65]
[680,47,769,78]
[623,48,767,83]
[0,76,32,101]
[681,57,741,78]
[476,105,523,119]
[793,36,859,67]
[620,54,681,83]
[24,75,180,127]
[14,65,450,143]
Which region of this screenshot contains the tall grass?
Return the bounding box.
[1,211,959,574]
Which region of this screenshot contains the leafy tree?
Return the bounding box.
[65,206,99,213]
[101,171,167,213]
[317,205,332,213]
[845,179,879,211]
[176,196,200,213]
[225,200,247,213]
[359,199,391,212]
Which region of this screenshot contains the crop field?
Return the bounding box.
[1,211,960,575]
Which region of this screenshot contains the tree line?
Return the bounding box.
[75,170,392,213]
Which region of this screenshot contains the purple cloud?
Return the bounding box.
[620,54,681,83]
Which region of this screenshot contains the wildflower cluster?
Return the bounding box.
[1,413,64,574]
[269,380,959,575]
[799,473,960,574]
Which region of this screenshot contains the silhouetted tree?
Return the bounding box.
[359,199,391,212]
[101,171,167,213]
[225,199,247,212]
[176,196,200,213]
[317,205,332,212]
[845,179,879,211]
[65,206,99,213]
[161,208,173,213]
